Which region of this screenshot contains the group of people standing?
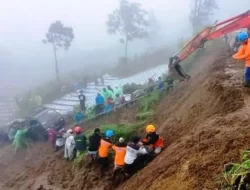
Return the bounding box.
[55,124,164,177]
[95,84,123,115]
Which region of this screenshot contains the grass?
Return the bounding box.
[222,150,250,189]
[138,91,161,113]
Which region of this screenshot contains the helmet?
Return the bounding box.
[74,126,82,134]
[146,124,156,133]
[119,137,124,143]
[237,32,248,42]
[105,129,114,138]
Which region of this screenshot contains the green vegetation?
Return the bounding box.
[222,150,250,189]
[138,91,161,113]
[136,110,155,121]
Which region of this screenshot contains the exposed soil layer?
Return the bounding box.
[121,44,250,190]
[2,42,250,190]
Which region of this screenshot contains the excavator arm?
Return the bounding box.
[170,10,250,66]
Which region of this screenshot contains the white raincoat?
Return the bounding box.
[64,133,75,160]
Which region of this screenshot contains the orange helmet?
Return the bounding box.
[74,126,82,134]
[146,124,156,133]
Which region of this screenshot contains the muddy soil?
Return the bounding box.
[0,106,138,190]
[2,41,250,190]
[120,44,250,190]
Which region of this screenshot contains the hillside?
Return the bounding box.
[121,43,249,189]
[1,41,250,190]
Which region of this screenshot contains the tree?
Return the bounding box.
[146,12,161,46]
[106,0,148,63]
[190,0,218,33]
[43,21,74,81]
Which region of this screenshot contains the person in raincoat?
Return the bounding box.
[48,126,58,148]
[114,84,123,97]
[107,85,115,100]
[102,88,112,101]
[95,93,105,115]
[13,127,29,154]
[232,32,250,87]
[74,111,84,124]
[64,129,75,161]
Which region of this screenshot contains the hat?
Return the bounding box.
[119,137,124,143]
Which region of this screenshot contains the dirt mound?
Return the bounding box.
[120,45,250,189]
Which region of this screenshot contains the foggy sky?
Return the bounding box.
[1,0,249,94]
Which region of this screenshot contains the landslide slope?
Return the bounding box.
[121,43,250,190]
[4,42,250,190]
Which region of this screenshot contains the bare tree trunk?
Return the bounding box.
[192,0,202,34]
[52,43,59,81]
[124,36,128,64]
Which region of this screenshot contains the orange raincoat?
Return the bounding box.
[233,39,250,67]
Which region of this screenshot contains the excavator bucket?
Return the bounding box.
[167,63,184,80]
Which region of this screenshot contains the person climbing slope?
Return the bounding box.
[88,128,101,160]
[124,136,148,176]
[74,126,87,158]
[142,124,164,155]
[98,129,114,175]
[112,137,127,173]
[64,129,75,161]
[232,32,250,87]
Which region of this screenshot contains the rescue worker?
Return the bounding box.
[232,28,250,53]
[74,126,87,157]
[169,56,190,81]
[232,32,250,87]
[124,136,148,176]
[112,137,127,173]
[64,129,75,161]
[142,124,164,155]
[98,129,114,173]
[88,128,101,160]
